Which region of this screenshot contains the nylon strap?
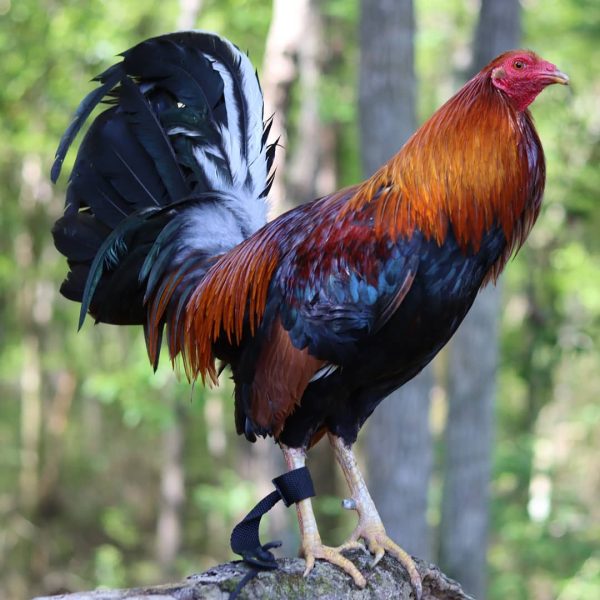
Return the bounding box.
[229,466,315,599]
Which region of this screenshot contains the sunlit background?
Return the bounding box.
[0,1,599,599]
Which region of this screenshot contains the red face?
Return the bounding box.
[490,51,569,111]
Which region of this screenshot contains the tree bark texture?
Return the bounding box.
[286,0,337,207]
[440,285,501,599]
[260,0,310,214]
[358,0,416,166]
[471,0,521,76]
[155,406,186,574]
[33,552,474,600]
[359,0,433,561]
[439,1,521,597]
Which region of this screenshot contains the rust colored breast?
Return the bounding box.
[250,319,324,436]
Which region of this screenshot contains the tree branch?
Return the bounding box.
[33,551,474,600]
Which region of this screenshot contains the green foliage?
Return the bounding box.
[193,469,256,521]
[492,0,600,593]
[101,507,142,549]
[94,544,127,589]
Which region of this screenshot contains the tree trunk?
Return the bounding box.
[38,369,76,508]
[440,286,501,599]
[155,406,186,575]
[360,0,433,560]
[260,0,310,214]
[358,0,416,161]
[439,1,521,597]
[471,0,521,74]
[19,334,42,514]
[287,0,337,206]
[176,0,203,29]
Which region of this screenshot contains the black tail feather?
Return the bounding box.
[68,110,169,226]
[119,77,190,201]
[51,63,124,183]
[52,30,275,367]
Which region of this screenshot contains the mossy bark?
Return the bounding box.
[33,551,475,600]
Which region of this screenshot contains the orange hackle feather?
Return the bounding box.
[342,58,543,275]
[182,230,281,383]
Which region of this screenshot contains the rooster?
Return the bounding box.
[52,31,568,596]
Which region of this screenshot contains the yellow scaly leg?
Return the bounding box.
[328,433,422,599]
[280,444,367,588]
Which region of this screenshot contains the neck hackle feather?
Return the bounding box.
[343,66,545,262]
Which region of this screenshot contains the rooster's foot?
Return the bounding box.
[301,536,367,588]
[339,524,422,598]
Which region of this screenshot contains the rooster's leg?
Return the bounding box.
[280,444,367,588]
[328,433,422,599]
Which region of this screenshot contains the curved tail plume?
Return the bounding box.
[52,31,276,368]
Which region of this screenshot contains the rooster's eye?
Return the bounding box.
[513,60,525,70]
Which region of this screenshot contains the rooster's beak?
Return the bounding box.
[545,69,569,85]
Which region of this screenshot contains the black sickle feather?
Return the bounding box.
[68,108,167,225]
[160,104,227,194]
[51,63,124,183]
[139,218,183,297]
[78,208,158,329]
[119,77,190,202]
[168,32,269,198]
[68,159,129,229]
[52,211,109,262]
[183,34,252,156]
[52,31,275,369]
[122,38,235,191]
[122,39,223,114]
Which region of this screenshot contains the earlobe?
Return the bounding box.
[491,67,506,80]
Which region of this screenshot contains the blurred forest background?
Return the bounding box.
[1,0,599,599]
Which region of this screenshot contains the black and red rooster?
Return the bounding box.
[52,31,567,596]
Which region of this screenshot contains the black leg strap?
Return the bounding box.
[229,466,315,599]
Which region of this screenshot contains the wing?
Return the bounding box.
[276,189,422,365]
[247,190,421,437]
